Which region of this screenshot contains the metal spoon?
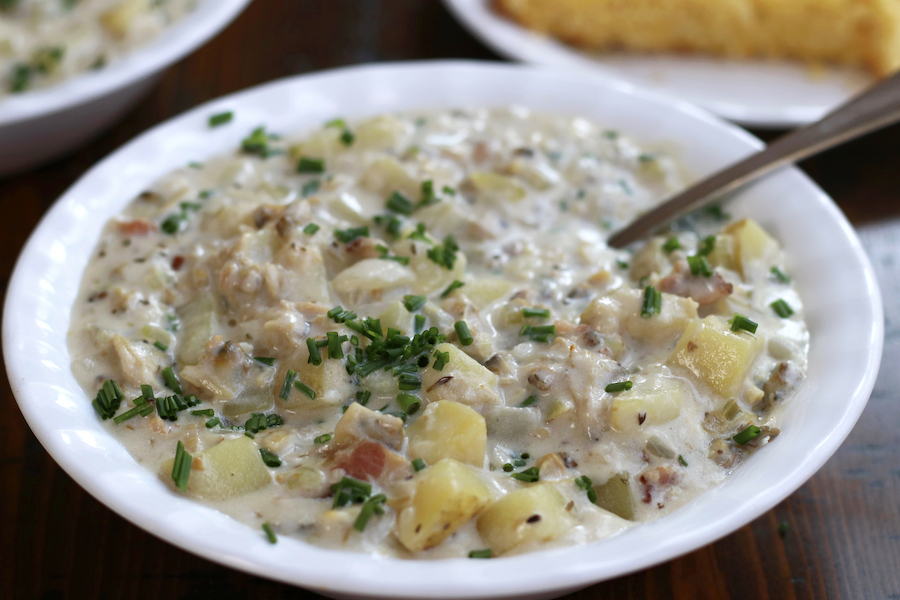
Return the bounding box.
[607,69,900,248]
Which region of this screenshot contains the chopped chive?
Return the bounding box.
[92,379,125,420]
[353,493,387,532]
[414,314,426,333]
[575,475,597,503]
[245,432,255,439]
[687,255,713,278]
[697,235,717,256]
[205,417,220,429]
[605,381,633,393]
[442,185,456,196]
[678,454,688,467]
[771,299,794,318]
[330,476,372,508]
[171,441,192,492]
[306,337,323,365]
[729,313,759,334]
[468,549,493,559]
[153,340,168,351]
[412,458,427,472]
[520,395,537,407]
[259,448,282,467]
[140,384,154,400]
[432,349,450,371]
[403,295,427,312]
[522,308,550,319]
[733,425,761,445]
[397,393,421,415]
[303,223,320,235]
[502,463,514,472]
[441,280,465,298]
[254,356,276,366]
[340,129,355,146]
[297,157,325,173]
[641,285,662,319]
[398,373,421,391]
[113,396,153,424]
[162,366,182,394]
[771,266,792,283]
[386,191,414,215]
[326,331,345,359]
[208,111,233,127]
[454,321,473,346]
[616,259,629,270]
[294,380,316,400]
[301,179,320,197]
[191,409,214,417]
[314,433,333,444]
[334,226,369,243]
[325,118,347,129]
[356,390,371,406]
[262,523,277,544]
[662,237,681,253]
[279,369,298,400]
[510,467,540,483]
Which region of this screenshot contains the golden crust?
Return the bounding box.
[495,0,900,77]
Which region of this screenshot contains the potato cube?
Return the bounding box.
[476,484,575,555]
[581,288,697,346]
[609,372,684,433]
[332,258,415,298]
[460,278,513,309]
[422,343,501,407]
[100,0,149,39]
[669,315,764,397]
[355,116,409,152]
[723,218,779,279]
[161,436,271,500]
[407,401,486,467]
[379,301,413,336]
[293,357,356,406]
[359,156,418,198]
[395,459,491,552]
[467,172,527,203]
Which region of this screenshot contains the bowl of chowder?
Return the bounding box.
[3,62,882,599]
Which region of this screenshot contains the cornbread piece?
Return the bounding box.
[496,0,900,76]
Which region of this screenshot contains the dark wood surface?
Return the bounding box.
[2,1,898,598]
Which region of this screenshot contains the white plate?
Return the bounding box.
[3,61,883,599]
[0,0,252,176]
[442,0,874,128]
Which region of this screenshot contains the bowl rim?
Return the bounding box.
[3,60,884,598]
[0,0,253,127]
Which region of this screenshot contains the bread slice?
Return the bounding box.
[496,0,900,77]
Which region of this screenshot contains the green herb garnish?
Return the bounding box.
[605,381,633,393]
[733,425,761,445]
[171,441,192,492]
[208,111,233,127]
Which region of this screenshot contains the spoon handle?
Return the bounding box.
[607,69,900,248]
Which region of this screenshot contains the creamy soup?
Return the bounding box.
[1,0,197,97]
[69,108,808,558]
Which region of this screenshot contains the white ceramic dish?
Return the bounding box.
[0,0,252,177]
[3,61,883,599]
[442,0,875,129]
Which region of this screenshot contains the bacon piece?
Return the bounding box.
[638,465,683,504]
[115,219,156,236]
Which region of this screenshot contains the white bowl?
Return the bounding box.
[0,0,252,177]
[3,61,883,600]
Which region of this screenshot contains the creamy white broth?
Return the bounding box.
[68,108,808,558]
[0,0,197,97]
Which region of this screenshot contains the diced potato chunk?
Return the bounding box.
[355,116,409,152]
[476,484,575,555]
[395,459,491,552]
[669,316,764,397]
[460,278,513,309]
[334,402,405,451]
[468,172,527,202]
[592,472,635,520]
[609,371,684,433]
[723,218,779,279]
[379,301,413,336]
[100,0,149,39]
[293,358,355,406]
[393,239,467,296]
[422,343,501,407]
[176,292,219,366]
[705,234,735,271]
[629,238,667,281]
[581,288,697,346]
[161,437,270,500]
[359,156,418,198]
[407,401,486,467]
[289,128,343,161]
[332,258,415,298]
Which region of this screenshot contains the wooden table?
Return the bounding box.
[2,1,898,598]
